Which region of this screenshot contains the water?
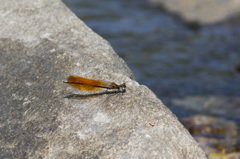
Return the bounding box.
[62,0,240,116]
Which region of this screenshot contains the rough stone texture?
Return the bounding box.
[149,0,240,24]
[0,0,207,158]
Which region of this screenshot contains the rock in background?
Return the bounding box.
[148,0,240,24]
[0,0,206,158]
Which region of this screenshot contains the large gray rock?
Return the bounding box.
[0,0,207,158]
[149,0,240,24]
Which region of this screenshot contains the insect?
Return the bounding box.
[149,122,154,127]
[63,75,126,93]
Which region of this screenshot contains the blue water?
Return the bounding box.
[62,0,240,117]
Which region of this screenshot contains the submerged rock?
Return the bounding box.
[180,115,240,156]
[149,0,240,25]
[172,96,240,121]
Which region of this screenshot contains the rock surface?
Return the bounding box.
[0,0,206,158]
[149,0,240,24]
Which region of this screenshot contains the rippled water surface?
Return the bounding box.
[62,0,240,116]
